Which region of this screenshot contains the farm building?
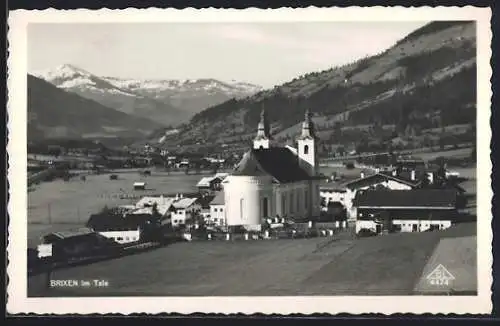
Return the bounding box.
[209,191,226,226]
[320,172,421,221]
[133,182,146,190]
[223,108,322,230]
[37,228,120,260]
[86,211,163,244]
[353,189,460,234]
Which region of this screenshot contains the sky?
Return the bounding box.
[28,22,429,88]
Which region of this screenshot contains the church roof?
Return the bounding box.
[232,147,312,183]
[344,173,421,190]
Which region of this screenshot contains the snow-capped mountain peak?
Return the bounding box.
[33,64,92,81]
[30,64,263,125]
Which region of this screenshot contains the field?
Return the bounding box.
[28,222,476,297]
[27,169,211,247]
[412,147,474,161]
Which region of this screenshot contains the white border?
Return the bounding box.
[7,7,493,314]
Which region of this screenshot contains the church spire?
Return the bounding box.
[253,106,272,149]
[298,108,315,139]
[255,107,271,140]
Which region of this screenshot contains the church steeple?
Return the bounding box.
[253,107,272,149]
[297,108,317,176]
[298,108,316,140]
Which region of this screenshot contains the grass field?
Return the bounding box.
[28,223,476,297]
[27,170,211,247]
[412,148,473,161]
[414,235,476,294]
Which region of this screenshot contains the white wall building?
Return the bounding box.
[320,173,420,221]
[98,229,141,244]
[223,109,321,230]
[353,189,458,234]
[171,197,201,226]
[209,191,226,226]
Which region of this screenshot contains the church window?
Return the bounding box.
[262,197,269,217]
[290,192,294,213]
[297,191,301,212]
[240,198,244,220]
[282,195,287,215]
[304,145,309,155]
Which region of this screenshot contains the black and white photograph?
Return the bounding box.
[7,7,492,314]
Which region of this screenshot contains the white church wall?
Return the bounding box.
[297,139,316,176]
[224,175,273,226]
[253,139,270,150]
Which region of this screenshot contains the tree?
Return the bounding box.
[151,203,160,219]
[336,146,345,156]
[419,173,430,188]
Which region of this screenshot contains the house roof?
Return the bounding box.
[87,213,157,231]
[353,189,458,209]
[210,191,225,205]
[197,174,226,187]
[173,197,199,209]
[214,173,229,180]
[50,228,95,240]
[232,148,312,183]
[196,177,214,187]
[345,173,420,190]
[135,196,175,208]
[132,204,172,216]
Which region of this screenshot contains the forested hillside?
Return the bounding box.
[152,21,477,155]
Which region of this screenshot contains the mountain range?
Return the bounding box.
[32,64,263,126]
[27,75,165,140]
[152,21,476,153]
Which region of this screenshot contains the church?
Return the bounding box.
[223,108,322,230]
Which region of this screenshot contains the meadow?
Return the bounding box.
[27,169,211,247]
[27,222,476,296]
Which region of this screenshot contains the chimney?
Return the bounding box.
[360,172,365,179]
[175,193,179,200]
[411,170,416,181]
[392,169,397,177]
[180,193,183,199]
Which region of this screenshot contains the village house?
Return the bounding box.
[196,173,229,193]
[320,172,421,221]
[222,109,322,231]
[353,189,460,234]
[196,176,223,193]
[209,191,226,226]
[86,211,162,245]
[171,196,201,227]
[134,196,175,220]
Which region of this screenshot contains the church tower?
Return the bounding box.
[253,108,273,149]
[297,109,317,176]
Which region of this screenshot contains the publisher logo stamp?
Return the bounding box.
[426,264,455,286]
